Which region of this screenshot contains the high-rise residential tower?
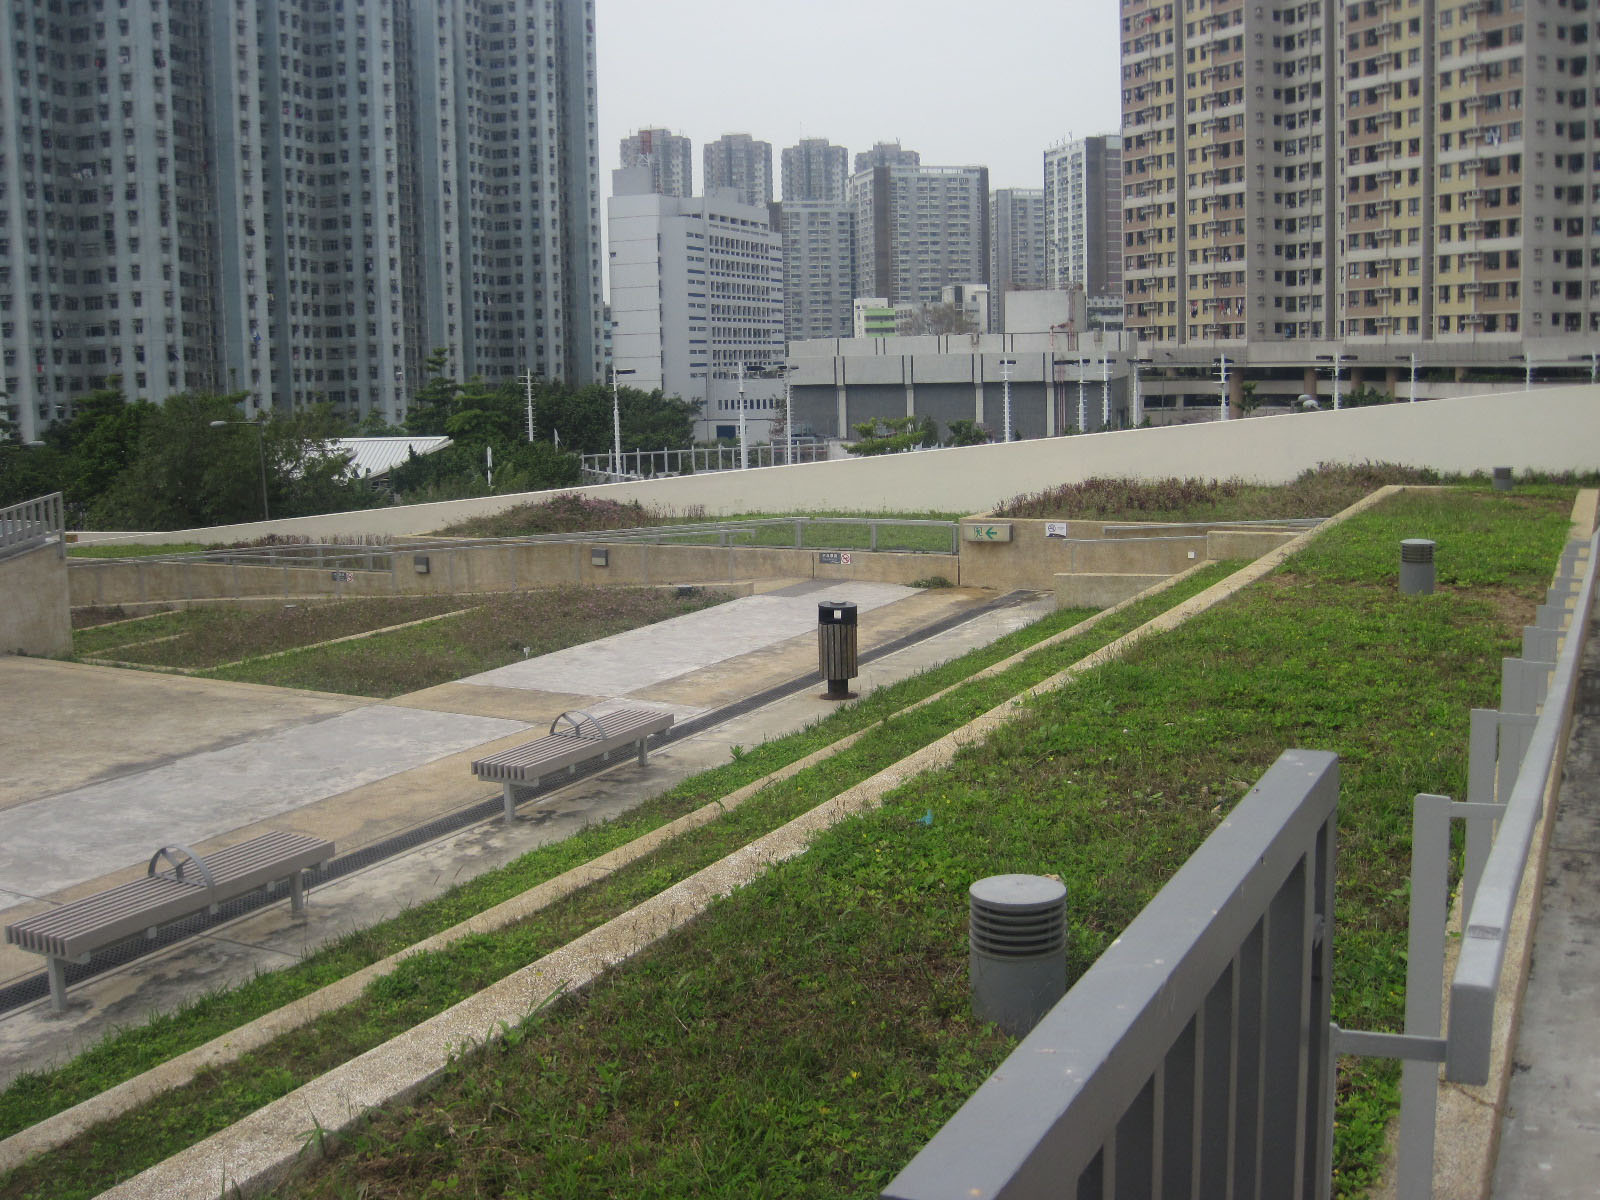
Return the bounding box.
[703,133,773,207]
[0,0,603,443]
[774,201,854,341]
[854,141,921,173]
[989,188,1048,329]
[1118,0,1597,348]
[619,127,694,198]
[848,163,990,309]
[781,139,850,202]
[1043,136,1124,315]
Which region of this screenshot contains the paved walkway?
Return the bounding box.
[0,580,1054,1081]
[1490,608,1600,1197]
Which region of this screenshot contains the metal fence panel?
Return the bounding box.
[884,749,1338,1200]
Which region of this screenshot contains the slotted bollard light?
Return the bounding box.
[969,874,1068,1036]
[1401,538,1436,595]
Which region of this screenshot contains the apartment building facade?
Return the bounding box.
[781,137,849,202]
[848,163,990,309]
[1119,0,1599,350]
[1043,135,1126,318]
[703,133,773,207]
[0,0,603,443]
[618,126,693,198]
[990,187,1048,329]
[773,199,854,342]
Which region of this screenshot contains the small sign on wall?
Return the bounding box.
[331,570,353,582]
[818,551,853,566]
[1045,522,1069,539]
[962,523,1013,543]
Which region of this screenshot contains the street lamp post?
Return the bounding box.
[1217,355,1230,421]
[1409,353,1419,403]
[610,367,636,479]
[1077,358,1088,432]
[737,363,748,470]
[210,419,270,521]
[998,357,1015,443]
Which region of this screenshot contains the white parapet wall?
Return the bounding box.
[76,385,1600,545]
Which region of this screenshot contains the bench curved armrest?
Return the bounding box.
[147,844,217,890]
[549,709,606,740]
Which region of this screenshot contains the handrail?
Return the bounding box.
[0,492,64,559]
[1446,528,1597,1084]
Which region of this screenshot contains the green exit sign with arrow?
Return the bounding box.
[962,523,1013,543]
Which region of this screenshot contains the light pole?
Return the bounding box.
[1101,354,1111,428]
[737,362,748,470]
[1077,358,1088,432]
[1316,351,1351,409]
[210,419,270,521]
[998,357,1015,442]
[610,366,635,479]
[1409,353,1419,402]
[779,363,796,464]
[1217,355,1230,421]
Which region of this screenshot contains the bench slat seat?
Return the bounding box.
[5,830,333,1012]
[472,708,673,819]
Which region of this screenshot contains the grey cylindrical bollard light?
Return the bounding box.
[969,874,1068,1036]
[1400,538,1436,595]
[817,601,858,699]
[1492,466,1513,492]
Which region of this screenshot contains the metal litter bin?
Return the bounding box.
[818,601,858,699]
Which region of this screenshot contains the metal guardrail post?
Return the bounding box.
[869,521,879,552]
[1448,531,1597,1087]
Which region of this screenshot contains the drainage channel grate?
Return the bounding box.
[0,591,1038,1016]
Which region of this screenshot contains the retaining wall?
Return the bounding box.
[71,385,1600,547]
[0,540,71,656]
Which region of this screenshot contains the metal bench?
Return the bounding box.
[472,708,675,820]
[4,830,334,1013]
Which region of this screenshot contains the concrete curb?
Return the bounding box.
[92,497,1385,1199]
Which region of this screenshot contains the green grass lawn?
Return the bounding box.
[251,487,1565,1200]
[71,589,735,696]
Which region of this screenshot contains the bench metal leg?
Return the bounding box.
[503,783,517,821]
[46,957,67,1014]
[636,736,649,767]
[289,870,306,916]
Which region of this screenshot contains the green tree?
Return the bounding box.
[403,349,461,436]
[1236,381,1260,417]
[847,415,937,456]
[946,419,992,446]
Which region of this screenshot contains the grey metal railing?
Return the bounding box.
[578,441,832,482]
[0,492,64,561]
[885,749,1339,1200]
[1333,528,1598,1198]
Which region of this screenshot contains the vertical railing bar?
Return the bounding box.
[1395,794,1452,1199]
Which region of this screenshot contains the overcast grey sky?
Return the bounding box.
[594,0,1125,199]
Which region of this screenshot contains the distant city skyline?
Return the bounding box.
[595,0,1122,203]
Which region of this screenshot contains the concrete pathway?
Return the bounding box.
[0,582,1050,1080]
[0,705,530,900]
[1490,609,1600,1197]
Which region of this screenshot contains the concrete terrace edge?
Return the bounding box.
[0,567,1181,1171]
